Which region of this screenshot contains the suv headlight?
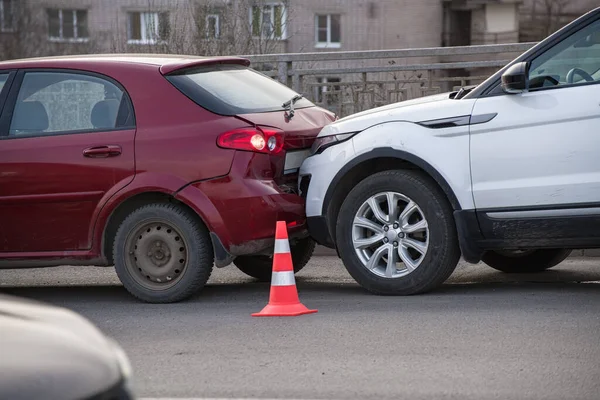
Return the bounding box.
[310,132,357,155]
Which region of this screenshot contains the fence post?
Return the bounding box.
[292,72,301,93]
[277,60,288,85]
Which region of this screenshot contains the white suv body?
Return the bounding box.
[299,7,600,295]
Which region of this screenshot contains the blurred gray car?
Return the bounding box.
[0,294,134,400]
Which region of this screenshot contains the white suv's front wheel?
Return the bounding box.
[336,170,460,295]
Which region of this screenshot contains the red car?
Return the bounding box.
[0,55,334,303]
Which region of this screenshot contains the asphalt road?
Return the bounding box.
[1,257,600,400]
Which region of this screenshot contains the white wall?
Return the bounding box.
[485,3,517,33]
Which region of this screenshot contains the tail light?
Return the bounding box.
[217,127,284,155]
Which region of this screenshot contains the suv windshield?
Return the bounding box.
[166,64,314,115]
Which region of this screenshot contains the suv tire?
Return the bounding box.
[482,249,572,273]
[336,170,460,295]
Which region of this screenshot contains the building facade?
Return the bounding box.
[442,0,522,46]
[2,0,598,61]
[519,0,600,42]
[0,0,537,61]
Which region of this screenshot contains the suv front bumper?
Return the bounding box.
[298,138,356,249]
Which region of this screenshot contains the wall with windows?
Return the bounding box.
[0,0,491,60]
[98,0,193,53]
[0,0,97,59]
[10,0,195,56]
[285,0,443,53]
[2,0,446,58]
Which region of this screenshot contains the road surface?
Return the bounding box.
[1,257,599,400]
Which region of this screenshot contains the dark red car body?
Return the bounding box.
[0,55,334,268]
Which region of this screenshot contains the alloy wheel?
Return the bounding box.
[352,191,429,278]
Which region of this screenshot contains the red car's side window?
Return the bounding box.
[0,73,10,94]
[9,71,134,137]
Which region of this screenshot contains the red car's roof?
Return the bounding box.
[0,54,251,74]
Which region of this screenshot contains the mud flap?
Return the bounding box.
[210,232,235,268]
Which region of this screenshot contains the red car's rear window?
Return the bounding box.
[165,64,313,116]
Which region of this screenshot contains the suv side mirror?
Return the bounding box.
[501,62,529,94]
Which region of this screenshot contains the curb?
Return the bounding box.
[314,246,600,258]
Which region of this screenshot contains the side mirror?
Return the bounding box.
[501,62,529,94]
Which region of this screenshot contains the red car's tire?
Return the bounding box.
[234,237,316,281]
[113,203,213,303]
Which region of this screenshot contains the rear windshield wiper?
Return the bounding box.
[282,94,303,119]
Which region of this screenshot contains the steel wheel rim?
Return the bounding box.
[352,191,429,279]
[124,219,189,290]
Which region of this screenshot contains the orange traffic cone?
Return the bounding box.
[252,221,318,317]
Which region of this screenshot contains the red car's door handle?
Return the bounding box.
[83,145,122,158]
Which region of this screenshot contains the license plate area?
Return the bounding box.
[284,149,311,175]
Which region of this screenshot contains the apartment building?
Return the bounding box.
[0,0,532,60]
[4,0,598,61]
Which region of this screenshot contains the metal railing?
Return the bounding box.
[442,31,520,46]
[242,42,536,117]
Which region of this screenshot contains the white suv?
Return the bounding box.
[299,7,600,295]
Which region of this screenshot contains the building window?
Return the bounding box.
[316,77,341,103]
[315,14,340,48]
[0,0,15,32]
[251,4,286,40]
[128,12,170,44]
[206,14,219,38]
[47,9,89,41]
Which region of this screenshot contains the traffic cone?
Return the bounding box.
[252,221,318,317]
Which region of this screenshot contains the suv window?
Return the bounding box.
[529,19,600,89]
[166,64,314,115]
[9,72,134,136]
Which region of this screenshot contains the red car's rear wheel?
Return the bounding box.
[113,203,213,303]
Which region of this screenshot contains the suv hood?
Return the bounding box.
[318,91,476,137]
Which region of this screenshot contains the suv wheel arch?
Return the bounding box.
[324,149,462,241]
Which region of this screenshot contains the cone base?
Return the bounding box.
[252,302,318,317]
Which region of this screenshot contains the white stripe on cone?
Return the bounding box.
[271,271,296,286]
[274,239,291,254]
